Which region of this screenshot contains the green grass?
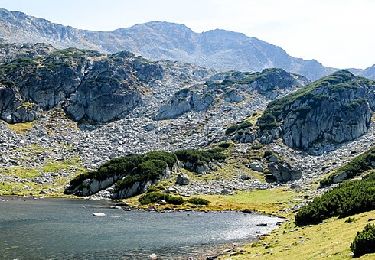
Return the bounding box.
[0,167,40,179]
[199,188,298,216]
[0,157,86,197]
[228,210,375,260]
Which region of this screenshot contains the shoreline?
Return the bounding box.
[0,196,285,259]
[0,194,289,220]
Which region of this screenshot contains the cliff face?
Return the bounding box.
[155,68,308,120]
[0,48,163,123]
[258,70,375,151]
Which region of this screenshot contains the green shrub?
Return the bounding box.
[295,173,375,226]
[351,224,375,257]
[225,120,252,135]
[139,192,167,205]
[175,148,226,164]
[320,147,375,186]
[68,151,176,194]
[187,197,210,205]
[218,142,232,149]
[139,192,184,205]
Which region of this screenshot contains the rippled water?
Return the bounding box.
[0,198,282,259]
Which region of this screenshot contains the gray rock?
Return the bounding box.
[176,173,189,185]
[249,161,264,172]
[267,161,302,183]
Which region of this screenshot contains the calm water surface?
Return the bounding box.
[0,198,282,259]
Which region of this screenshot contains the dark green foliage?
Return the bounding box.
[351,224,375,257]
[175,148,227,164]
[187,197,210,205]
[320,147,375,186]
[139,192,184,205]
[69,151,177,192]
[295,173,375,226]
[345,217,356,223]
[218,142,232,149]
[225,120,253,135]
[144,151,177,168]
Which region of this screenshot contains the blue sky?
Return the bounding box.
[0,0,374,69]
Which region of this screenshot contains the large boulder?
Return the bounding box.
[266,161,302,183]
[176,173,190,185]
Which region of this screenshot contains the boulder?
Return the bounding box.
[266,161,302,183]
[249,161,264,172]
[176,173,190,185]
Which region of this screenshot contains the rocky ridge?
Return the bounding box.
[256,70,375,152]
[0,8,335,80]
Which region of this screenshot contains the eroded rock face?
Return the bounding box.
[0,48,163,123]
[155,89,214,120]
[258,70,375,151]
[156,68,308,120]
[266,161,302,183]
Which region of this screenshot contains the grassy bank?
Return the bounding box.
[124,187,300,217]
[225,210,375,260]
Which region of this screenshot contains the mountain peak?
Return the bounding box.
[0,8,336,80]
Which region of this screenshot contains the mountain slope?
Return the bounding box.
[0,8,334,80]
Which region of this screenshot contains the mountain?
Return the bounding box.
[0,8,335,80]
[361,64,375,80]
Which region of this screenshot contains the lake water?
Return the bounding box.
[0,198,282,259]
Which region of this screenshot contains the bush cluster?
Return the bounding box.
[225,120,252,135]
[175,147,227,165]
[351,224,375,257]
[69,151,177,191]
[139,192,184,205]
[320,147,375,186]
[187,197,210,205]
[295,173,375,226]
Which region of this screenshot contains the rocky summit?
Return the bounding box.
[257,70,375,152]
[0,8,335,80]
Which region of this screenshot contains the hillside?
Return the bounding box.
[0,8,335,80]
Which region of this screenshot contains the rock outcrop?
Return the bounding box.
[257,70,375,151]
[0,48,164,123]
[156,68,308,120]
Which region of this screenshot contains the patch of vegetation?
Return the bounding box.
[69,151,177,193]
[199,188,297,215]
[226,120,253,135]
[225,112,261,135]
[295,173,375,226]
[320,147,375,186]
[0,167,40,179]
[139,192,184,205]
[351,224,375,257]
[7,121,34,134]
[175,147,227,165]
[187,197,210,205]
[0,157,86,197]
[232,210,375,260]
